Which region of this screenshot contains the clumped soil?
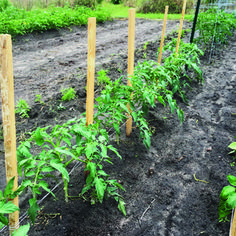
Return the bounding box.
[0,19,236,236]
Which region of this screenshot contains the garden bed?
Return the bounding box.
[1,19,236,235]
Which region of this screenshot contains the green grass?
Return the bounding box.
[102,2,193,20]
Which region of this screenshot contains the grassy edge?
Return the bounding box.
[102,2,193,20]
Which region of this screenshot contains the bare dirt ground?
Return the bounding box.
[0,19,236,236]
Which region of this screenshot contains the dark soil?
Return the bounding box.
[1,19,236,236]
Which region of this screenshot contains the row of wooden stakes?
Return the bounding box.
[0,1,188,235]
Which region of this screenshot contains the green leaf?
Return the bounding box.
[97,170,109,177]
[12,223,30,236]
[28,198,40,225]
[41,166,54,172]
[220,186,236,200]
[143,131,151,149]
[85,142,97,159]
[25,171,36,177]
[229,142,236,150]
[0,201,19,214]
[33,128,45,146]
[54,147,75,159]
[94,177,107,203]
[62,137,71,147]
[226,192,236,210]
[4,177,15,198]
[228,175,236,186]
[50,160,69,182]
[100,144,107,157]
[107,145,122,159]
[118,199,126,216]
[86,162,96,184]
[157,95,165,106]
[113,122,120,137]
[0,213,8,226]
[38,181,55,198]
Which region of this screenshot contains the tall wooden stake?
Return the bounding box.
[86,17,96,126]
[175,0,187,54]
[85,18,96,179]
[158,6,169,64]
[230,208,236,236]
[0,35,19,234]
[126,8,135,137]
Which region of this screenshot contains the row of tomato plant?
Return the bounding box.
[0,38,204,235]
[193,8,236,52]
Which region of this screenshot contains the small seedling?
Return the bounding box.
[143,41,149,50]
[57,103,66,110]
[228,140,236,156]
[15,99,30,118]
[117,68,123,73]
[61,87,76,101]
[35,94,45,105]
[97,69,111,87]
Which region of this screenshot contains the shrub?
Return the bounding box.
[72,0,96,8]
[137,0,193,14]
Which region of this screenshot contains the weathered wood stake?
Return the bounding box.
[126,8,135,137]
[0,34,19,235]
[230,208,236,236]
[85,18,96,179]
[158,6,169,64]
[175,0,187,54]
[86,17,96,126]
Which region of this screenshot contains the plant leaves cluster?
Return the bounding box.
[0,5,111,37]
[17,118,125,224]
[219,175,236,222]
[193,9,236,52]
[0,177,30,235]
[12,37,203,228]
[218,137,236,221]
[94,39,203,149]
[15,98,30,118]
[61,87,76,101]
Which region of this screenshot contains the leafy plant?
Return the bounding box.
[0,5,111,37]
[97,69,111,87]
[162,38,204,102]
[71,120,126,214]
[17,118,127,222]
[61,87,76,101]
[0,177,30,235]
[193,9,236,51]
[15,99,30,118]
[35,94,45,105]
[228,138,236,156]
[57,103,66,111]
[219,175,236,222]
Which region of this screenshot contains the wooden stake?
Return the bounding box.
[158,6,169,64]
[0,35,19,234]
[85,18,96,179]
[126,8,135,137]
[230,208,236,236]
[175,0,187,54]
[86,17,96,126]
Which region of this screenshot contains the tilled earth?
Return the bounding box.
[0,19,236,236]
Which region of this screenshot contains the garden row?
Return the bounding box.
[0,5,236,236]
[0,4,111,37]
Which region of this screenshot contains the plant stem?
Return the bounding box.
[63,177,68,202]
[33,168,40,199]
